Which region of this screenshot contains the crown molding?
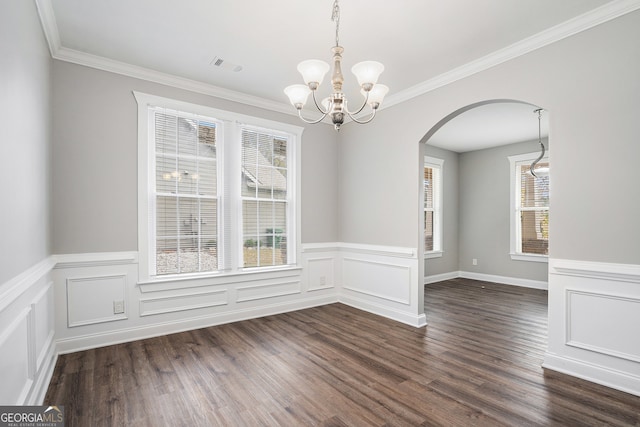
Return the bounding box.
[35,0,640,115]
[383,0,640,109]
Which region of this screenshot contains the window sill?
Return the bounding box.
[510,253,548,263]
[424,250,443,259]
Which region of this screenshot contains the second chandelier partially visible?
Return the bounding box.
[284,0,389,131]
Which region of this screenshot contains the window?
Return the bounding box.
[509,152,549,262]
[135,92,302,282]
[424,156,443,258]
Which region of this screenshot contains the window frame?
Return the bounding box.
[424,156,444,259]
[508,151,550,263]
[134,92,303,283]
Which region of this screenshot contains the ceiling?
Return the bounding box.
[40,0,632,150]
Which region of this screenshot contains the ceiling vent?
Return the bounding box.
[210,56,243,72]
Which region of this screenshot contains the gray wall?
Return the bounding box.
[423,145,459,276]
[339,10,640,266]
[52,61,338,254]
[458,139,548,281]
[0,1,52,284]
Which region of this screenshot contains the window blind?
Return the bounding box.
[517,161,549,255]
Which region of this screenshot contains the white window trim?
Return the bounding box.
[424,156,444,259]
[134,91,303,283]
[508,151,549,263]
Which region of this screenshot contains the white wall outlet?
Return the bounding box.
[113,300,125,314]
[319,275,326,286]
[472,259,478,266]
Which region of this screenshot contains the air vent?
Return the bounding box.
[210,56,243,72]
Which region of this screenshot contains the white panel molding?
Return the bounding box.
[137,266,302,293]
[339,243,416,259]
[545,258,640,397]
[66,275,128,327]
[56,294,338,354]
[236,280,302,303]
[306,257,336,292]
[550,258,640,283]
[36,0,640,114]
[566,289,640,364]
[0,308,32,405]
[54,251,138,269]
[342,258,412,305]
[0,256,56,313]
[459,271,548,290]
[139,289,228,317]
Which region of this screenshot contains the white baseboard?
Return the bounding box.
[28,340,58,404]
[459,271,548,289]
[56,294,338,354]
[543,352,640,397]
[424,270,548,289]
[424,271,460,284]
[339,295,427,328]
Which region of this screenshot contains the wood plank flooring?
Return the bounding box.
[45,278,640,426]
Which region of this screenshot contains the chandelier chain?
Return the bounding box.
[332,0,340,47]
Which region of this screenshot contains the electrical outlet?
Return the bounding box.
[472,259,478,266]
[113,300,125,314]
[319,275,326,286]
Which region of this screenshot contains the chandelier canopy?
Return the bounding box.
[284,0,389,131]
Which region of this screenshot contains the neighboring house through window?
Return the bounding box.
[134,92,302,282]
[424,156,443,258]
[509,152,549,262]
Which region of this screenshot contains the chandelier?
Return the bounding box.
[284,0,389,131]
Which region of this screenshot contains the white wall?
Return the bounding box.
[0,0,56,405]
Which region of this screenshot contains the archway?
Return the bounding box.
[417,99,550,321]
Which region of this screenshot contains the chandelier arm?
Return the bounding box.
[344,90,370,116]
[311,89,330,114]
[346,107,377,125]
[296,108,329,125]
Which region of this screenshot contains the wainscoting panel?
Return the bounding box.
[338,243,424,327]
[140,289,228,317]
[54,252,337,354]
[566,290,640,363]
[342,258,411,305]
[0,309,31,404]
[0,257,56,405]
[66,275,128,327]
[544,258,640,397]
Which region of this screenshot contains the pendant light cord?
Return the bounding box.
[530,108,545,178]
[332,0,340,47]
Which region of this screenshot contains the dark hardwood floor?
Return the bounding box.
[45,278,640,426]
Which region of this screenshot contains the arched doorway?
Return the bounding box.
[418,99,550,316]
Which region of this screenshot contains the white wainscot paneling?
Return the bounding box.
[342,258,411,305]
[66,275,128,327]
[0,309,32,404]
[31,284,55,372]
[140,289,228,317]
[544,258,640,397]
[307,257,336,291]
[567,290,640,363]
[236,280,301,303]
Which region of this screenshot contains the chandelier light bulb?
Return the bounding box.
[363,84,389,107]
[351,61,384,88]
[284,84,311,109]
[297,60,330,87]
